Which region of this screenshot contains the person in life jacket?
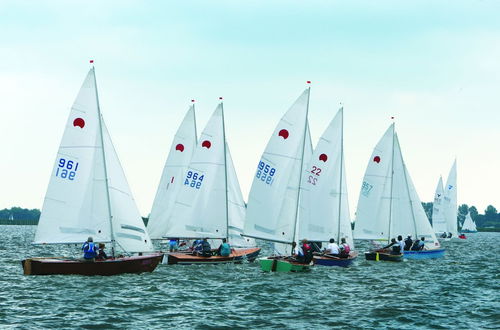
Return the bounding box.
[298,239,313,264]
[96,243,108,260]
[382,238,401,255]
[199,238,212,257]
[404,235,413,251]
[339,238,351,258]
[82,237,98,261]
[217,238,232,257]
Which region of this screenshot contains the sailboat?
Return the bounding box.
[243,87,312,272]
[163,101,260,265]
[353,123,444,261]
[22,66,163,276]
[299,108,357,267]
[431,176,448,237]
[461,213,477,233]
[147,104,198,240]
[442,160,458,238]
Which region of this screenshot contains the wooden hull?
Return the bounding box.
[167,247,260,265]
[403,248,445,259]
[22,253,164,276]
[259,257,312,272]
[365,251,403,262]
[314,251,358,267]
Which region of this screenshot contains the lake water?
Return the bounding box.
[0,226,498,329]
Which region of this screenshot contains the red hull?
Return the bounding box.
[167,247,260,265]
[22,253,164,276]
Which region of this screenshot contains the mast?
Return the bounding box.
[92,64,116,257]
[220,98,230,242]
[387,123,395,242]
[290,84,311,253]
[336,107,344,243]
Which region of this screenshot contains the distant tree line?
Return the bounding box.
[422,202,500,230]
[0,207,40,225]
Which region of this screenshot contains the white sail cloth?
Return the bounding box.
[461,213,477,232]
[443,160,458,236]
[432,177,447,234]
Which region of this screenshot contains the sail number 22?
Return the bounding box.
[307,166,322,185]
[55,158,79,181]
[256,161,276,185]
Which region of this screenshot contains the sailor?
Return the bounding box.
[82,237,98,262]
[339,238,351,258]
[397,235,405,253]
[169,238,179,252]
[417,237,425,250]
[447,232,453,238]
[96,243,108,260]
[324,238,340,256]
[404,235,413,251]
[382,238,401,255]
[200,238,212,257]
[217,238,231,257]
[192,239,203,252]
[441,232,447,238]
[299,239,313,264]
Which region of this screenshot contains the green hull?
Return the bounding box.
[259,258,311,272]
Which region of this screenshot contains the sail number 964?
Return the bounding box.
[184,171,204,189]
[55,158,79,181]
[256,161,276,185]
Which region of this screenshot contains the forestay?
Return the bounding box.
[147,106,197,239]
[299,108,354,248]
[165,104,228,239]
[244,89,310,244]
[443,160,458,237]
[431,177,447,234]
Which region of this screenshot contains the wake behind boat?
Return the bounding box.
[22,65,162,276]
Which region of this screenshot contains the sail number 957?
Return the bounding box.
[55,158,79,181]
[184,171,204,189]
[256,161,276,185]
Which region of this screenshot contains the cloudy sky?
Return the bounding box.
[1,0,499,217]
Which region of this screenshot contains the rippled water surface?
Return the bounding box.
[0,226,499,329]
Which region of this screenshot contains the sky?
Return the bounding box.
[1,0,500,218]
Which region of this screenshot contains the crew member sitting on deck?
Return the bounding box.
[217,238,231,257]
[397,235,405,253]
[417,237,425,250]
[169,239,179,252]
[96,243,108,260]
[82,237,98,262]
[339,238,351,258]
[199,238,212,257]
[192,239,202,252]
[382,238,401,255]
[441,232,447,238]
[298,239,313,264]
[404,235,413,251]
[324,238,340,256]
[447,232,453,238]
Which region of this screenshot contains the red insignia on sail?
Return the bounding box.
[175,144,184,152]
[73,118,85,129]
[373,156,381,163]
[319,154,328,162]
[202,140,211,149]
[278,129,289,139]
[89,60,94,63]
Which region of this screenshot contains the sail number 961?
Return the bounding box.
[184,171,204,189]
[256,161,276,185]
[56,158,79,181]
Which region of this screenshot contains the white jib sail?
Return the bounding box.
[432,176,447,234]
[244,89,310,244]
[443,160,458,236]
[299,108,354,248]
[34,69,111,244]
[147,106,197,239]
[165,104,228,239]
[461,213,477,232]
[353,124,395,241]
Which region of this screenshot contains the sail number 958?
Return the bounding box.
[256,161,276,185]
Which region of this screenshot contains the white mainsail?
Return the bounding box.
[299,108,354,248]
[244,88,310,244]
[353,124,440,249]
[461,213,477,232]
[431,176,447,234]
[34,68,153,253]
[443,160,458,237]
[165,104,228,239]
[147,106,197,239]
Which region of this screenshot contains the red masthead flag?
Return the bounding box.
[89,60,94,63]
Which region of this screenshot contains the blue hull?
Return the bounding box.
[314,256,356,267]
[403,249,445,259]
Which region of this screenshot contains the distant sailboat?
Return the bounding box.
[163,101,260,264]
[244,87,312,272]
[299,108,357,267]
[22,66,163,276]
[461,213,477,233]
[432,176,448,236]
[442,160,458,238]
[353,124,444,260]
